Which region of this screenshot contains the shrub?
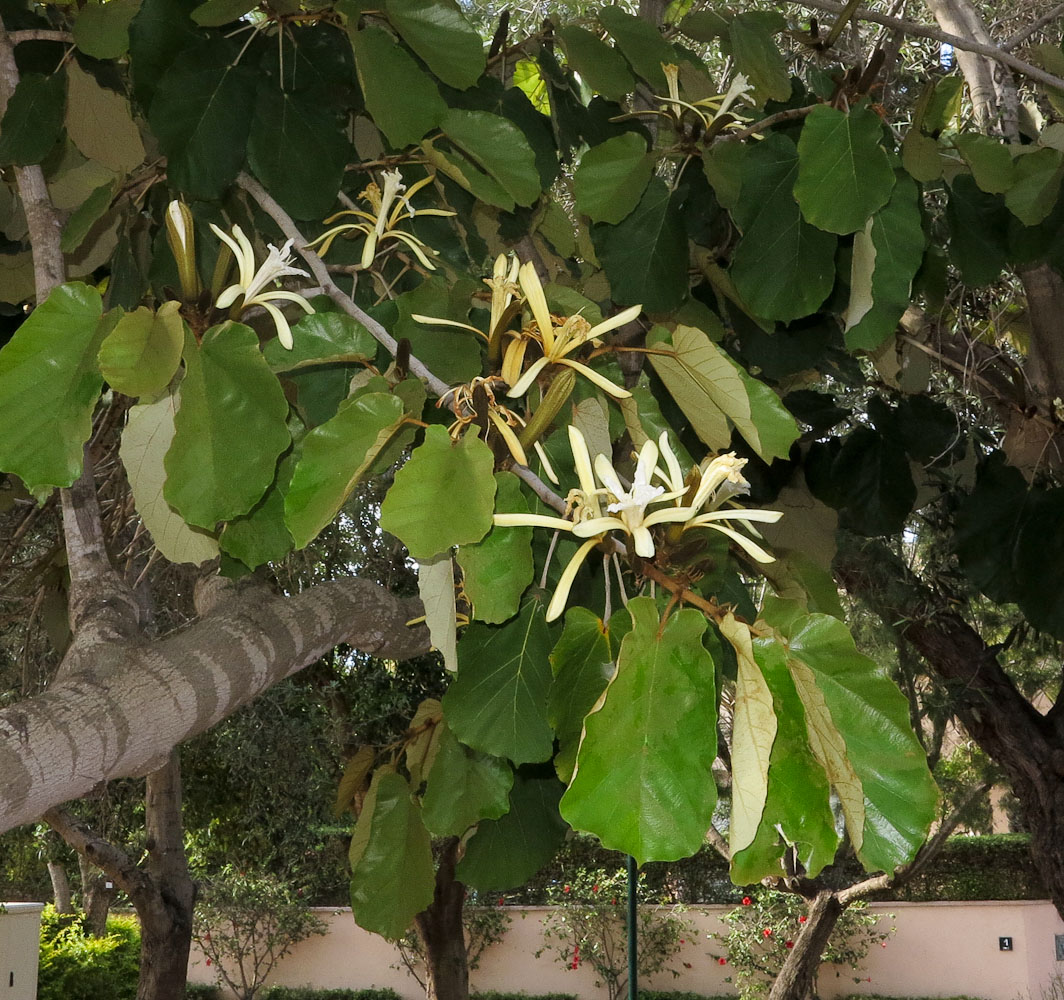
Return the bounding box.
[185,986,222,999]
[641,994,734,1000]
[395,904,510,987]
[260,990,402,1000]
[471,993,578,1000]
[37,904,140,1000]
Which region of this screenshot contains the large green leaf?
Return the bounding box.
[349,770,435,939]
[952,134,1014,194]
[128,0,201,110]
[263,309,378,373]
[418,554,458,673]
[421,724,514,836]
[393,277,483,385]
[0,72,65,166]
[349,25,447,149]
[73,0,139,58]
[149,38,256,199]
[647,325,799,461]
[731,628,838,883]
[1004,147,1064,226]
[573,132,653,225]
[120,393,220,566]
[561,597,718,864]
[65,63,145,175]
[441,110,541,208]
[164,324,290,528]
[385,0,485,90]
[556,25,634,103]
[729,12,790,103]
[456,472,534,625]
[380,425,496,560]
[0,283,104,492]
[592,177,688,312]
[598,6,674,91]
[285,392,406,548]
[190,0,256,25]
[443,595,554,764]
[778,613,938,873]
[795,105,895,235]
[831,426,915,536]
[844,172,925,351]
[946,174,1009,287]
[247,83,350,220]
[729,134,836,322]
[456,769,568,890]
[219,451,296,569]
[97,302,184,398]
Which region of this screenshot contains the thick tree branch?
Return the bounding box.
[787,0,1064,92]
[0,576,430,834]
[235,172,451,398]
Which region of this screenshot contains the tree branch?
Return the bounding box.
[235,172,451,399]
[7,29,73,45]
[1002,3,1064,50]
[0,576,430,834]
[786,0,1064,92]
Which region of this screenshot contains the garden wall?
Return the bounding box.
[187,900,1064,1000]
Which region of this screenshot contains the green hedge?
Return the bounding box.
[504,834,1046,904]
[260,989,401,1000]
[37,906,140,1000]
[472,993,578,1000]
[641,993,734,1000]
[185,986,221,999]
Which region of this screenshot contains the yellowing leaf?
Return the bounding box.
[65,62,145,173]
[418,555,458,672]
[720,613,776,855]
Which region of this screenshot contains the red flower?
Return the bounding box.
[881,941,888,948]
[563,885,571,893]
[742,896,752,906]
[718,957,727,966]
[592,884,599,893]
[683,961,693,969]
[498,898,505,906]
[571,944,580,969]
[611,897,618,905]
[679,939,685,944]
[798,915,807,923]
[206,959,212,967]
[763,927,773,937]
[785,941,794,949]
[867,978,872,983]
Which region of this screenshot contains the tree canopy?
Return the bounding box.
[1,0,1064,969]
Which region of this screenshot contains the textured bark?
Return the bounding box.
[835,536,1064,920]
[414,838,470,1000]
[78,853,116,936]
[1,578,429,834]
[47,860,74,913]
[767,891,844,1000]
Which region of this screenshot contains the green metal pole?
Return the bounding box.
[627,854,638,1000]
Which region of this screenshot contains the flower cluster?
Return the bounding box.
[493,426,782,621]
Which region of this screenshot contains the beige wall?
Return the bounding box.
[188,900,1064,1000]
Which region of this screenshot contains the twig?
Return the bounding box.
[235,172,451,398]
[510,463,567,514]
[7,29,72,44]
[787,0,1064,92]
[722,105,816,142]
[1002,3,1064,50]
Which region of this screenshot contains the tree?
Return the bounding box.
[2,2,1064,1000]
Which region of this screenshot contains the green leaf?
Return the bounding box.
[149,38,256,199]
[1004,147,1064,226]
[285,392,406,548]
[923,75,963,133]
[65,63,145,174]
[349,770,435,939]
[385,0,485,89]
[844,172,925,351]
[592,177,688,312]
[128,0,201,111]
[456,472,534,625]
[61,181,118,255]
[443,594,554,764]
[97,302,184,398]
[247,83,350,220]
[441,110,541,208]
[730,12,790,103]
[831,426,915,536]
[191,0,256,25]
[953,134,1014,194]
[456,770,568,890]
[0,283,104,492]
[0,72,65,166]
[164,324,290,528]
[946,174,1009,287]
[647,325,799,461]
[120,393,221,565]
[598,6,674,91]
[795,105,895,235]
[561,597,718,865]
[421,724,514,836]
[730,630,837,883]
[418,554,458,672]
[556,25,634,103]
[901,129,942,183]
[422,138,516,211]
[573,132,653,225]
[349,25,447,149]
[73,0,139,57]
[264,309,378,373]
[779,613,938,873]
[548,607,618,783]
[729,134,836,322]
[218,451,296,569]
[380,425,496,559]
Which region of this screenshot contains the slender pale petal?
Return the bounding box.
[494,512,575,530]
[501,337,528,387]
[259,302,294,350]
[507,356,550,397]
[568,425,601,517]
[488,409,528,466]
[643,507,699,526]
[571,515,627,537]
[696,522,776,563]
[546,537,601,622]
[658,432,685,494]
[555,358,632,398]
[533,441,559,485]
[593,454,625,499]
[519,261,555,354]
[691,453,750,510]
[632,525,655,557]
[689,509,783,524]
[586,303,643,340]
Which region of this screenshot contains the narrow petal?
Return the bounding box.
[632,525,655,558]
[658,432,685,493]
[361,232,379,269]
[506,356,550,397]
[556,358,631,398]
[501,338,528,388]
[635,438,659,488]
[586,302,643,339]
[231,225,256,290]
[698,522,776,563]
[389,230,438,269]
[488,409,528,466]
[215,284,243,310]
[210,225,247,289]
[571,515,626,537]
[689,509,783,524]
[410,315,488,339]
[546,537,601,622]
[257,290,314,313]
[568,425,600,515]
[593,454,625,499]
[533,441,560,485]
[642,507,698,527]
[494,512,574,530]
[258,301,294,350]
[519,261,555,354]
